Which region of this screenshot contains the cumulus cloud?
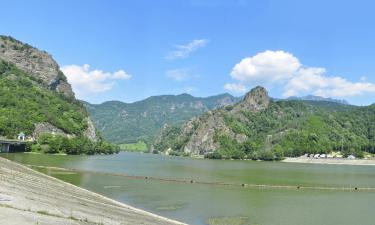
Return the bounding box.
[230,50,300,83]
[224,83,247,93]
[227,50,375,98]
[284,68,375,97]
[166,39,209,60]
[61,64,131,98]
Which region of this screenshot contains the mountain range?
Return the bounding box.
[83,93,241,144]
[154,86,375,160]
[84,91,353,146]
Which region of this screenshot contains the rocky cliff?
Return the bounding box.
[0,35,97,141]
[0,36,74,97]
[154,86,270,155]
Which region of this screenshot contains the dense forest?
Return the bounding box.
[155,88,375,160]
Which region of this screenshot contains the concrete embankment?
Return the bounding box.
[0,156,187,225]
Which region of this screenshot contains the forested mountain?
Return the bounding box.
[0,35,117,154]
[83,93,241,144]
[154,86,375,160]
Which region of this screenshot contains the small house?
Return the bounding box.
[17,132,25,141]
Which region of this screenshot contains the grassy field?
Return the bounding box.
[119,140,148,152]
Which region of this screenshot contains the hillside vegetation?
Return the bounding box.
[0,36,118,154]
[0,60,87,137]
[154,87,375,160]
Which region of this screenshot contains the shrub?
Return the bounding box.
[204,152,222,159]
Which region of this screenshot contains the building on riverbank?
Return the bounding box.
[0,139,26,153]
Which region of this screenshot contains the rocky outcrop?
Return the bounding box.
[0,35,98,141]
[32,120,97,142]
[0,35,74,97]
[156,86,271,155]
[84,117,98,141]
[232,86,270,113]
[32,123,71,139]
[181,113,225,154]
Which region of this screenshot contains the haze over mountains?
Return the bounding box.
[286,95,349,105]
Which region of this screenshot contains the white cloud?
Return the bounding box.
[166,39,209,60]
[284,68,375,98]
[112,70,131,80]
[224,83,247,93]
[61,64,131,98]
[227,50,375,98]
[166,68,196,81]
[230,50,300,84]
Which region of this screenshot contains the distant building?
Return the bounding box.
[17,132,25,141]
[347,155,356,160]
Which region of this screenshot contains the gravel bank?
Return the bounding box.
[283,157,375,166]
[0,156,186,225]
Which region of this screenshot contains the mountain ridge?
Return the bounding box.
[83,93,242,144]
[154,86,375,160]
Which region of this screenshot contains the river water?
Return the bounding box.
[2,152,375,225]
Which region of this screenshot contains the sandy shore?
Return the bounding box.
[283,157,375,166]
[0,157,187,225]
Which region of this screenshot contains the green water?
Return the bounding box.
[2,152,375,225]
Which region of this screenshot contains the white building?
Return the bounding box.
[17,132,25,141]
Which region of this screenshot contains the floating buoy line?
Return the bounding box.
[27,164,375,192]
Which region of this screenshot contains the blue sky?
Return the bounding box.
[1,0,375,105]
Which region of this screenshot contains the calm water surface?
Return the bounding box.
[2,152,375,225]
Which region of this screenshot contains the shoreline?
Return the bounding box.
[283,157,375,166]
[125,151,375,165]
[0,156,187,225]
